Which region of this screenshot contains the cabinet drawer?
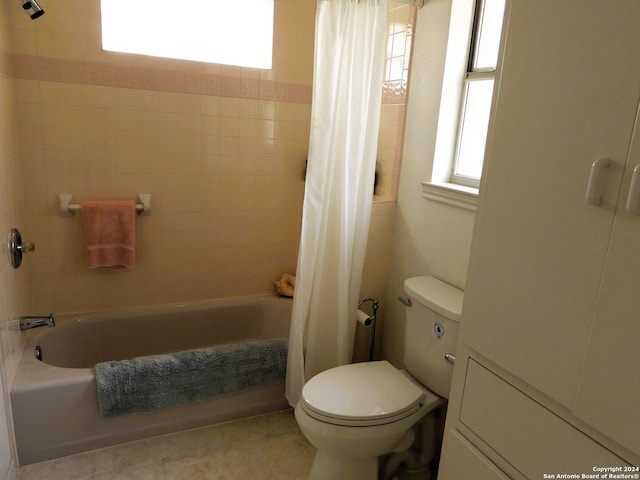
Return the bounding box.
[460,359,629,478]
[440,429,510,480]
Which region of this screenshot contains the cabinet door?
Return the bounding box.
[439,430,512,480]
[462,0,640,409]
[574,104,640,457]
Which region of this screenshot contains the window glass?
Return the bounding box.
[455,78,494,180]
[472,0,505,70]
[101,0,274,69]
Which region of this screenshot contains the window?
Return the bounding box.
[451,0,505,188]
[422,0,505,208]
[100,0,274,69]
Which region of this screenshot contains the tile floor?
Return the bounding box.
[16,410,316,480]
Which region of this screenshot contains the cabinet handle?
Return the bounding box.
[586,158,610,206]
[626,165,640,215]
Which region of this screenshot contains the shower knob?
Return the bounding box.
[8,228,35,269]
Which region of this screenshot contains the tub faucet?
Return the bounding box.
[20,314,55,330]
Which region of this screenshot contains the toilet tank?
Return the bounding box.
[403,276,463,398]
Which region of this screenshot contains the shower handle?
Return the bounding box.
[8,228,35,269]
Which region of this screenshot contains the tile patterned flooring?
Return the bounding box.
[17,410,316,480]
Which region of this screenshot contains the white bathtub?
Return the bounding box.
[11,295,292,465]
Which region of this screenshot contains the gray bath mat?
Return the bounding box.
[95,338,288,418]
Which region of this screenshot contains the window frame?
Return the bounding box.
[450,0,501,189]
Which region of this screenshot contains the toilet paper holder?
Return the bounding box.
[358,298,379,361]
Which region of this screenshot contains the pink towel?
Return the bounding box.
[81,200,136,269]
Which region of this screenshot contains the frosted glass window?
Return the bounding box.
[101,0,274,69]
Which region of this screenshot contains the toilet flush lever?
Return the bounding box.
[398,296,412,307]
[444,353,456,365]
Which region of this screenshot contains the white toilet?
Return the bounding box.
[294,276,463,480]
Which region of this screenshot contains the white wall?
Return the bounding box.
[382,0,476,366]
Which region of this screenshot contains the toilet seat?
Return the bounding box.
[300,361,431,427]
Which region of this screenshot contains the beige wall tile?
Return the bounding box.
[4,0,410,373]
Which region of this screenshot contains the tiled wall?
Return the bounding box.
[7,0,414,316]
[352,3,414,362]
[11,0,316,313]
[377,3,415,199]
[0,0,30,476]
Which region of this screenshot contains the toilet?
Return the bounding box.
[294,276,463,480]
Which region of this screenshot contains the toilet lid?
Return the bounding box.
[300,361,427,426]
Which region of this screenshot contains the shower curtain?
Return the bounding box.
[286,0,387,407]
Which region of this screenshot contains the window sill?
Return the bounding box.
[420,181,478,211]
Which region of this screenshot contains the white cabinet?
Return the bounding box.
[458,359,632,478]
[438,428,510,480]
[439,0,640,476]
[459,0,640,411]
[573,118,640,455]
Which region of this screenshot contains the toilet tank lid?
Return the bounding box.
[404,276,463,322]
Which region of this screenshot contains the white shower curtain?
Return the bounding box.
[286,0,387,407]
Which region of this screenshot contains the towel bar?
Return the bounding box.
[58,194,151,216]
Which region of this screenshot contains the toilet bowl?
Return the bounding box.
[295,276,464,480]
[296,361,443,480]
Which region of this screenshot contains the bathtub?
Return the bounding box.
[10,295,293,466]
